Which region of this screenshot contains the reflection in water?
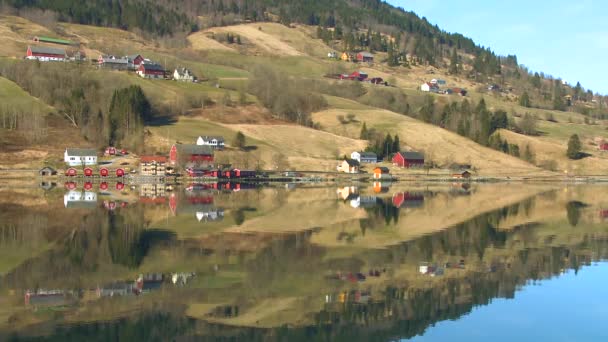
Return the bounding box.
[1,184,608,341]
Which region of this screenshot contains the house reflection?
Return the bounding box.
[63,190,97,209]
[392,192,424,208]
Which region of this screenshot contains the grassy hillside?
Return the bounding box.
[0,14,606,176]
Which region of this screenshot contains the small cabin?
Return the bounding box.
[39,166,57,176]
[337,159,360,173]
[452,170,472,179]
[373,167,390,179]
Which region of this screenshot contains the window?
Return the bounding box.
[70,157,75,161]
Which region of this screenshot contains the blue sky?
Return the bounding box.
[388,0,608,94]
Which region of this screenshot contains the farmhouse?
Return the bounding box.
[356,51,374,63]
[169,144,214,166]
[140,155,167,176]
[64,148,97,166]
[174,67,196,82]
[373,166,390,179]
[126,54,145,69]
[98,55,129,70]
[196,136,225,149]
[337,159,360,173]
[137,62,165,79]
[351,151,377,163]
[392,151,424,168]
[26,45,66,61]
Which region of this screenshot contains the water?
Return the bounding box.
[0,181,607,341]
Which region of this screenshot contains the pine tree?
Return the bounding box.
[567,134,582,159]
[519,91,531,107]
[234,131,246,149]
[360,122,368,139]
[392,134,400,153]
[449,49,459,74]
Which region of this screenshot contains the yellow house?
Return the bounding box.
[337,159,360,173]
[341,52,352,62]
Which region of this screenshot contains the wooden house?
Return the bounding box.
[373,166,390,179]
[392,151,424,168]
[196,136,225,149]
[140,155,168,175]
[351,151,377,163]
[38,166,57,176]
[98,55,129,70]
[173,67,196,82]
[337,159,360,173]
[169,144,214,166]
[356,51,374,63]
[64,148,97,166]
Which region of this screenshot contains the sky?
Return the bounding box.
[388,0,608,94]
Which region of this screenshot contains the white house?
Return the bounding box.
[351,151,377,163]
[421,82,439,93]
[196,136,225,150]
[64,148,98,166]
[64,190,98,208]
[173,67,196,82]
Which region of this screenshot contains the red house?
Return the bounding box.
[169,144,214,166]
[356,51,374,63]
[392,151,425,168]
[26,45,66,61]
[137,63,165,79]
[127,54,145,68]
[599,142,608,151]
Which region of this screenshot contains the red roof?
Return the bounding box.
[140,155,167,163]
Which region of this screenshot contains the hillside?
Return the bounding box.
[0,5,606,176]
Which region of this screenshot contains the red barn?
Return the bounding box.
[137,63,165,79]
[65,168,78,177]
[116,168,125,177]
[348,71,368,81]
[599,142,608,151]
[392,151,425,168]
[356,51,374,63]
[84,167,93,177]
[26,45,66,61]
[169,144,214,166]
[100,168,109,177]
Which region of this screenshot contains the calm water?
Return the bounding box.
[0,181,607,341]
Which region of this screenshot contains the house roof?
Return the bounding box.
[358,51,374,57]
[360,152,377,158]
[344,158,360,166]
[175,67,193,75]
[175,144,214,155]
[141,63,165,71]
[100,56,128,64]
[398,151,424,160]
[140,155,167,163]
[198,135,225,142]
[127,54,142,60]
[39,166,56,172]
[29,45,66,56]
[65,148,97,157]
[374,166,390,173]
[35,36,74,45]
